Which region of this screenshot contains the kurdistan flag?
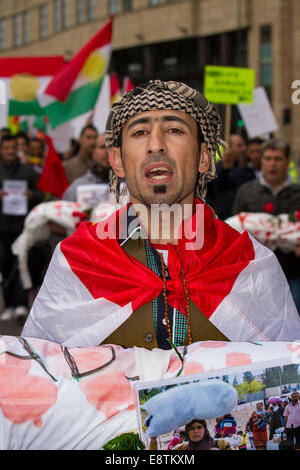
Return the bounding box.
[0,56,64,129]
[39,19,113,129]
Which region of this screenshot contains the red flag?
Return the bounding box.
[122,76,134,94]
[110,72,121,105]
[37,136,69,198]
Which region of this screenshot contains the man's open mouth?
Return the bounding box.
[144,163,174,182]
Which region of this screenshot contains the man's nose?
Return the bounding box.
[147,128,165,154]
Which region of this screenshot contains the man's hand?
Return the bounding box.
[0,190,8,199]
[295,245,300,257]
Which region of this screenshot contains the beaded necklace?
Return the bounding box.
[158,252,193,345]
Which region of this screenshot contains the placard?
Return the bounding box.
[2,179,28,216]
[204,65,255,104]
[237,87,278,138]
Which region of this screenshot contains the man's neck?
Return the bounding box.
[132,194,196,246]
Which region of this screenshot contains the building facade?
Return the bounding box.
[0,0,299,162]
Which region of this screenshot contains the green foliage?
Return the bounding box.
[234,378,265,400]
[102,432,145,450]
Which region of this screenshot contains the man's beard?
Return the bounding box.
[153,185,167,194]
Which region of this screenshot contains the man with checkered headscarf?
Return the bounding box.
[22,80,300,348]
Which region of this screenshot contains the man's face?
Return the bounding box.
[79,128,97,155]
[256,403,263,411]
[261,149,289,187]
[230,135,247,161]
[248,143,262,170]
[17,137,29,154]
[92,135,109,170]
[109,109,210,207]
[29,140,44,158]
[290,392,299,404]
[0,139,18,164]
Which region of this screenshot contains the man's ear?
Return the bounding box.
[198,142,210,174]
[109,147,125,178]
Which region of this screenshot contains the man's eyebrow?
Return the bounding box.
[126,114,190,132]
[126,117,151,131]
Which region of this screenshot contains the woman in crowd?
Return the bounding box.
[172,419,231,450]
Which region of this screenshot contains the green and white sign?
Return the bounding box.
[204,65,255,104]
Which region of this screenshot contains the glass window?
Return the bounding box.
[23,11,30,44]
[108,0,118,14]
[39,4,48,38]
[88,0,95,20]
[123,0,132,12]
[149,0,161,5]
[76,0,85,24]
[54,0,61,32]
[62,0,68,29]
[0,19,6,50]
[260,25,272,98]
[13,13,22,47]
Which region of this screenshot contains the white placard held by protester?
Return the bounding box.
[76,184,110,208]
[2,179,28,216]
[237,87,278,138]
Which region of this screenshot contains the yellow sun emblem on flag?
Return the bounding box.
[81,52,106,81]
[10,73,40,101]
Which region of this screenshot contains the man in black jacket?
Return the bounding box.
[233,138,300,314]
[0,135,44,321]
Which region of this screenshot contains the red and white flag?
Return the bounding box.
[22,201,300,347]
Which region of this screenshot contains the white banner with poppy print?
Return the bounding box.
[0,337,298,450]
[225,212,300,253]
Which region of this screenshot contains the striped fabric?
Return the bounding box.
[144,239,187,347]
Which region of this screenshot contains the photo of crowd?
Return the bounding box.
[136,361,300,451]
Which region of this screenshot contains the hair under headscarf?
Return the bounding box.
[105,79,225,203]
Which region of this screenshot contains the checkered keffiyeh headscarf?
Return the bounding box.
[105,79,225,202]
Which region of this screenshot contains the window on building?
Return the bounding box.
[54,0,61,31]
[0,19,6,50]
[13,13,22,47]
[87,0,95,20]
[149,0,162,5]
[39,4,48,38]
[23,11,30,44]
[61,0,68,29]
[54,0,68,31]
[108,0,118,14]
[123,0,132,11]
[76,0,85,24]
[260,24,272,99]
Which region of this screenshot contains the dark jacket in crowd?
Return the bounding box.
[232,178,300,279]
[207,161,256,220]
[0,159,44,234]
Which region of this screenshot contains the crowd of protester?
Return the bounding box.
[0,124,110,322]
[0,124,300,324]
[165,391,300,450]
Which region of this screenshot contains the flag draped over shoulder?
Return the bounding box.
[37,136,69,198]
[0,56,64,129]
[22,201,300,347]
[39,19,113,129]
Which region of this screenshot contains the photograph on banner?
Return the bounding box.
[135,359,300,451]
